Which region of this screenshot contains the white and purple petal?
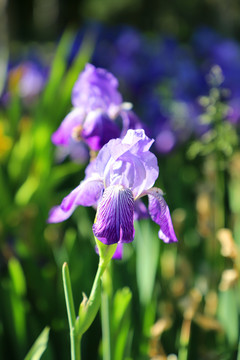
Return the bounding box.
[122,128,155,153]
[47,177,104,223]
[93,185,135,245]
[61,178,104,211]
[119,151,158,199]
[147,187,178,243]
[94,129,159,196]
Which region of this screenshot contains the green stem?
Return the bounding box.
[77,259,107,337]
[215,154,225,230]
[89,261,106,303]
[62,262,81,360]
[101,268,112,360]
[235,281,240,360]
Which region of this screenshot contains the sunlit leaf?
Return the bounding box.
[24,327,50,360]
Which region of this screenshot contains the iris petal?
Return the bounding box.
[147,187,178,243]
[47,177,104,223]
[93,185,135,245]
[82,110,121,151]
[61,178,104,211]
[51,108,85,146]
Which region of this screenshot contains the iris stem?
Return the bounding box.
[62,262,81,360]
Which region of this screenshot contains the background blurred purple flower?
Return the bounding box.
[6,60,48,104]
[192,27,240,124]
[52,63,142,163]
[48,129,178,246]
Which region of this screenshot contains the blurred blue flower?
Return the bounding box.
[192,27,240,124]
[6,60,48,104]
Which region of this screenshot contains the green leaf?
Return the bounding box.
[59,31,95,112]
[24,327,50,360]
[41,30,75,108]
[218,288,239,346]
[135,220,160,305]
[8,257,26,297]
[112,287,132,360]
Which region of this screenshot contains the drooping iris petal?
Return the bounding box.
[147,187,178,243]
[93,185,135,245]
[82,110,121,151]
[48,178,104,223]
[134,199,149,221]
[61,178,104,210]
[51,107,85,146]
[48,205,76,223]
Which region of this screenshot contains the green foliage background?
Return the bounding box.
[1,1,240,359]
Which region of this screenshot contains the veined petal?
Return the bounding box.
[147,187,178,243]
[93,185,135,245]
[61,178,104,211]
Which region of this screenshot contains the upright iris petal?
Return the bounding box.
[72,63,122,111]
[93,185,135,245]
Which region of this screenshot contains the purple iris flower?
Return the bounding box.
[52,64,142,162]
[48,129,178,246]
[3,60,47,105]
